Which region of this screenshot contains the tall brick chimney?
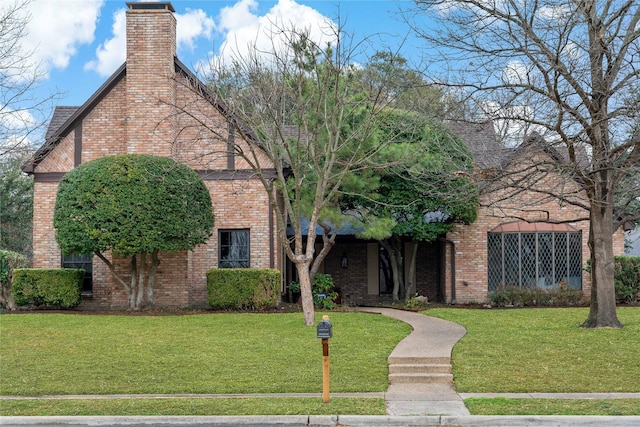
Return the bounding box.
[125,2,177,155]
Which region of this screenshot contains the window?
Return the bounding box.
[62,254,93,293]
[487,228,582,291]
[219,229,250,268]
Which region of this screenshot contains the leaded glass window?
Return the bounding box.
[487,230,582,291]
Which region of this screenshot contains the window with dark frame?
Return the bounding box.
[487,231,582,291]
[219,229,250,268]
[61,254,93,293]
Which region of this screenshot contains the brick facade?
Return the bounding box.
[27,2,280,309]
[27,2,625,309]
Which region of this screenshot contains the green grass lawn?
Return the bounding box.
[425,307,640,393]
[1,397,386,416]
[0,311,409,396]
[2,306,640,416]
[465,398,640,416]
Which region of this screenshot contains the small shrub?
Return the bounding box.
[405,295,429,309]
[614,256,640,304]
[588,257,640,305]
[12,268,83,309]
[207,268,279,310]
[0,250,29,310]
[289,273,339,309]
[489,282,585,308]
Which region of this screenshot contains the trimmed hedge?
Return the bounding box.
[614,256,640,304]
[0,250,29,310]
[207,268,280,310]
[12,269,84,309]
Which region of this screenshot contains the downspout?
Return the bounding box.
[439,238,456,304]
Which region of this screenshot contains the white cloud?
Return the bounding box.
[206,0,337,70]
[23,0,104,77]
[84,4,215,77]
[84,7,126,76]
[178,9,215,52]
[501,60,531,85]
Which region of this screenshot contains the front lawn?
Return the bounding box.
[0,311,409,396]
[425,307,640,393]
[0,397,386,416]
[465,398,640,415]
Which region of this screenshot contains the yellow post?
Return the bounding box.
[322,337,330,403]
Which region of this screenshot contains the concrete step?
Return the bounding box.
[389,372,454,384]
[388,356,450,365]
[389,363,451,374]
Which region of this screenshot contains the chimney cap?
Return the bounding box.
[126,2,175,13]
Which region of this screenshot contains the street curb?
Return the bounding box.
[3,415,640,426]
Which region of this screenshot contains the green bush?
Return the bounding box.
[12,269,83,309]
[207,268,280,310]
[288,273,339,309]
[489,282,585,308]
[614,256,640,304]
[0,250,29,310]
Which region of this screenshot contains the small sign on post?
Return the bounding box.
[316,315,332,403]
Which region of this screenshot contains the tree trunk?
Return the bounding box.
[581,203,622,328]
[381,238,403,302]
[295,261,315,326]
[135,253,146,309]
[147,251,160,307]
[1,283,17,310]
[129,255,138,309]
[405,242,418,302]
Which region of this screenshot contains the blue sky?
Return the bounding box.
[25,0,422,110]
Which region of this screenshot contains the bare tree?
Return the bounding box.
[0,0,53,156]
[409,0,640,327]
[190,25,423,326]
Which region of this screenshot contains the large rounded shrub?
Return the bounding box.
[54,154,214,309]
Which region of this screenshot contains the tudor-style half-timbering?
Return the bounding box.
[26,3,625,309]
[25,2,280,308]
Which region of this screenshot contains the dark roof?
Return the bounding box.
[45,107,79,140]
[447,121,502,169]
[502,132,591,170]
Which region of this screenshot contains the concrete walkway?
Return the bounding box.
[358,307,471,416]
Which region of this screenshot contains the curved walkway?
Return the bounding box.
[358,307,470,416]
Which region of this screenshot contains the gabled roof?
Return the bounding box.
[501,132,591,171]
[45,107,79,141]
[23,63,126,173]
[447,121,503,169]
[23,59,257,174]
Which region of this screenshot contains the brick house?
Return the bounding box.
[24,2,282,308]
[25,2,624,309]
[306,122,625,306]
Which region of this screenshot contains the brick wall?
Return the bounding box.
[30,3,281,309]
[444,149,625,304]
[31,182,61,268]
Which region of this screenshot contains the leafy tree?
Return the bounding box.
[0,149,33,257]
[346,110,477,301]
[355,51,465,120]
[54,155,214,309]
[410,0,640,327]
[201,27,430,325]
